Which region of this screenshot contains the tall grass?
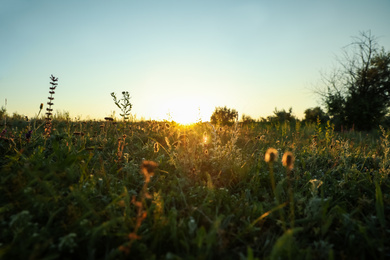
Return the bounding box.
[0,114,389,259]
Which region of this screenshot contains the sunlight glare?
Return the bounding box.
[159,98,213,125]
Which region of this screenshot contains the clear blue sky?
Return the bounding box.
[1,0,389,123]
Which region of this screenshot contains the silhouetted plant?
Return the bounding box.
[45,74,58,137]
[111,91,132,121]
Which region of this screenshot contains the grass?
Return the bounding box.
[0,116,389,259]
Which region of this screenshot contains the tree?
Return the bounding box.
[241,114,256,124]
[267,107,296,123]
[304,107,329,123]
[318,31,390,131]
[210,106,238,125]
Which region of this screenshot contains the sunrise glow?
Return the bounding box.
[153,97,214,124]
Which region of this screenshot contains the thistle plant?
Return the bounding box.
[45,75,58,137]
[111,91,132,121]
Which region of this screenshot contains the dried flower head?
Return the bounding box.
[141,160,158,175]
[265,148,278,163]
[282,151,295,170]
[154,143,159,153]
[104,117,114,121]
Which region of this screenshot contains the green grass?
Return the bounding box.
[0,118,389,259]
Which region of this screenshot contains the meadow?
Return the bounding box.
[0,115,389,259]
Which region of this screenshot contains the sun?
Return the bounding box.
[162,98,213,125]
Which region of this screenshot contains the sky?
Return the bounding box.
[1,0,390,124]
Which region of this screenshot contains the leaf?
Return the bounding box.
[270,228,303,260]
[375,181,386,227]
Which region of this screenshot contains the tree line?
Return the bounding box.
[211,31,390,131]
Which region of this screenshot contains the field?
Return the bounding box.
[1,117,389,259]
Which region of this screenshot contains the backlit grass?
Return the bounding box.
[0,117,389,259]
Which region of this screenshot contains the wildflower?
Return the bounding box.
[165,123,170,129]
[40,103,44,110]
[204,149,209,155]
[282,151,295,170]
[265,148,278,163]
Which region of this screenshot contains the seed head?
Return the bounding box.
[282,151,295,170]
[154,143,159,153]
[265,148,278,163]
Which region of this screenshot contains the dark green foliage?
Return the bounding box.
[0,106,6,120]
[322,31,390,131]
[210,106,238,126]
[1,117,390,259]
[304,107,329,124]
[267,107,296,124]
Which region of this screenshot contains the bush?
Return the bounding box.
[210,106,238,126]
